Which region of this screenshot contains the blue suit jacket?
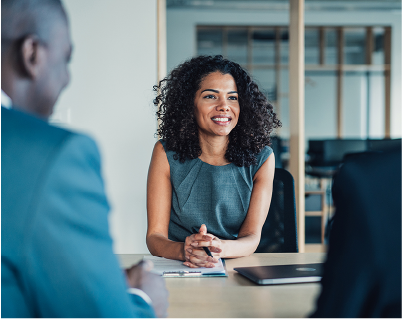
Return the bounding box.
[1,107,155,317]
[311,150,401,317]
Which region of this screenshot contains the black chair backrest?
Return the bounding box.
[308,138,402,168]
[255,168,298,253]
[308,139,367,167]
[367,138,401,152]
[270,136,283,168]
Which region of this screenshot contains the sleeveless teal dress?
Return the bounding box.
[161,141,273,242]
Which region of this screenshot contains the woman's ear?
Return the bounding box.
[19,35,45,79]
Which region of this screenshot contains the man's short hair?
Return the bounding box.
[1,0,67,52]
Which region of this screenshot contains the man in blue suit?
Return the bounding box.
[1,0,168,317]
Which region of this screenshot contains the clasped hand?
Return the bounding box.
[183,224,222,268]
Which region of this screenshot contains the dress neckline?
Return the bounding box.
[197,157,233,168]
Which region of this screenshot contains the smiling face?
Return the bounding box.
[194,71,240,138]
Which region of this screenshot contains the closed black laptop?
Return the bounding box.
[234,263,323,285]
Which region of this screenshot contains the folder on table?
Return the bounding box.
[143,255,227,277]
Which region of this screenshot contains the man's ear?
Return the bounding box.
[19,35,45,79]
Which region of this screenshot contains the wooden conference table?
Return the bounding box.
[118,253,326,318]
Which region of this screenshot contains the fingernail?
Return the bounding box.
[186,248,192,253]
[191,242,198,247]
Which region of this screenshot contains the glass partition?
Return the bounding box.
[372,27,385,65]
[305,70,337,139]
[196,25,391,142]
[197,28,223,56]
[280,29,289,65]
[305,28,320,65]
[324,28,338,64]
[344,28,366,64]
[251,68,276,101]
[342,71,367,138]
[252,28,276,65]
[227,28,248,65]
[368,71,385,138]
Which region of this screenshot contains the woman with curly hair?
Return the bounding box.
[146,55,281,268]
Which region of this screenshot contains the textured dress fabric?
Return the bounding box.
[161,141,273,242]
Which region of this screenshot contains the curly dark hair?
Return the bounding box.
[153,55,281,167]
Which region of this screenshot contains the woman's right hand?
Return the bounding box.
[183,224,221,268]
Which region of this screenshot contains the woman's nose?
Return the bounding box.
[216,100,229,112]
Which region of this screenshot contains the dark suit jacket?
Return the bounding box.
[1,107,155,317]
[311,150,401,317]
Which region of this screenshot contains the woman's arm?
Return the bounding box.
[146,141,185,260]
[147,142,220,267]
[221,152,275,258]
[184,152,275,264]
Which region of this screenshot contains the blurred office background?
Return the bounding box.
[54,0,401,254]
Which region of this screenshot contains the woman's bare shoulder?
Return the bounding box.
[150,140,170,176]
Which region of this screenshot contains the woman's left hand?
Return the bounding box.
[183,224,223,268]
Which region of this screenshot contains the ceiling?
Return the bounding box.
[166,0,402,12]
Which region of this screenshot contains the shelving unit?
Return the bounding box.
[305,177,334,244]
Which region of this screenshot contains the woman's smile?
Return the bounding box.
[211,115,232,125]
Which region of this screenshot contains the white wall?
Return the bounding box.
[53,0,158,254]
[166,8,402,138]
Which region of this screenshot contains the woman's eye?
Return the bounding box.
[228,96,238,100]
[204,95,215,99]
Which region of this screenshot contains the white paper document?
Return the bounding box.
[143,255,227,277]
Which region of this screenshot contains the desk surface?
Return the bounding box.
[118,253,326,318]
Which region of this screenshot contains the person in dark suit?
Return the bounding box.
[1,0,168,317]
[311,150,401,317]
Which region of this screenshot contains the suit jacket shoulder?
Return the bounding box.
[1,107,155,317]
[2,108,75,235]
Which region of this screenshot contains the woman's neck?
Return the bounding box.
[198,132,230,166]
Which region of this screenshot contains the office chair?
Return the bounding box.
[305,138,401,244]
[270,136,283,168]
[305,139,367,243]
[255,168,298,253]
[307,139,367,169]
[367,138,401,153]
